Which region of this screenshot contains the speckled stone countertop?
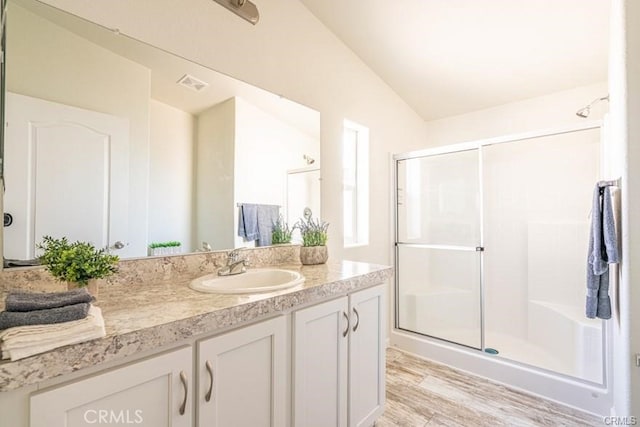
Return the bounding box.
[0,258,391,392]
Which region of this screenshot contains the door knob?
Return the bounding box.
[111,241,126,250]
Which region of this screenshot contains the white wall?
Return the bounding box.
[609,0,640,417]
[626,0,640,415]
[196,98,236,250]
[37,0,427,267]
[423,82,608,147]
[148,100,195,252]
[7,3,151,256]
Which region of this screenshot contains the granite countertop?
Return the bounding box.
[0,260,392,392]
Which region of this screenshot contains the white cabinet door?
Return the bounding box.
[348,285,386,427]
[197,316,287,427]
[293,296,349,427]
[30,346,193,427]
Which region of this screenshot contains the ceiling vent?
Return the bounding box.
[177,74,209,92]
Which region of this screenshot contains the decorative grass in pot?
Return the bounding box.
[295,217,329,265]
[37,236,119,297]
[272,215,293,245]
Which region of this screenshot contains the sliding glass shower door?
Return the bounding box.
[394,125,605,384]
[396,149,483,349]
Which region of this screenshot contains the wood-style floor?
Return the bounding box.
[377,347,602,427]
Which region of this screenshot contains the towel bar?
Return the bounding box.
[237,203,281,207]
[598,178,621,187]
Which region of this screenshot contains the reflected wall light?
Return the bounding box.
[212,0,260,25]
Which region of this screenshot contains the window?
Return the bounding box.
[343,120,369,247]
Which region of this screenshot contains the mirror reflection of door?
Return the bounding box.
[4,92,130,260]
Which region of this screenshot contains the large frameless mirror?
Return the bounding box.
[2,0,321,265]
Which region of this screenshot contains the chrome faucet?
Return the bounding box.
[218,249,248,276]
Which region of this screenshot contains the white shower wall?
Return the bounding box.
[482,129,601,356]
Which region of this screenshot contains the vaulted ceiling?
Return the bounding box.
[299,0,610,120]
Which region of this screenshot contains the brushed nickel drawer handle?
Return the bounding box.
[205,360,214,402]
[179,371,188,415]
[342,311,349,337]
[352,307,360,332]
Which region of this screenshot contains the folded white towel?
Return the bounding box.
[0,305,106,361]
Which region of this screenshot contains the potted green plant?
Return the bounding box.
[272,215,293,244]
[148,241,182,256]
[37,236,119,297]
[295,217,329,265]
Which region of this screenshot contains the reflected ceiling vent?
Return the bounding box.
[212,0,260,25]
[177,74,209,92]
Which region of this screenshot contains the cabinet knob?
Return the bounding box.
[342,311,349,338]
[352,307,360,332]
[179,370,188,415]
[205,360,214,402]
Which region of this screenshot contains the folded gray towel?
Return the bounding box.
[0,303,91,330]
[5,288,94,312]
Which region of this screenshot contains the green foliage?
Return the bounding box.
[37,236,119,286]
[148,241,182,249]
[295,217,329,247]
[272,216,293,244]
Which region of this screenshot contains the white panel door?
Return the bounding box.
[4,92,130,259]
[197,316,287,427]
[30,347,193,427]
[293,296,349,427]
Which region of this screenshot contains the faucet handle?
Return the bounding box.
[228,249,241,262]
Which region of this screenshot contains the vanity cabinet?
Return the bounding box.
[197,316,287,427]
[5,283,386,427]
[29,346,193,427]
[292,285,385,427]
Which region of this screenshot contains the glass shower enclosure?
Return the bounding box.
[395,125,606,384]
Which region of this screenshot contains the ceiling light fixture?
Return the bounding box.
[212,0,259,25]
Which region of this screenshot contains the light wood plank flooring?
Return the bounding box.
[377,347,602,427]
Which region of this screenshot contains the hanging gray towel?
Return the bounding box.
[5,288,94,312]
[0,302,91,330]
[256,205,280,247]
[586,184,619,319]
[238,204,259,241]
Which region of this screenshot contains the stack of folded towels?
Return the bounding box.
[0,288,106,361]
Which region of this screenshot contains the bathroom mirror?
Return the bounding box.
[2,0,321,264]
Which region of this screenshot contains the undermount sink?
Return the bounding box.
[189,268,305,294]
